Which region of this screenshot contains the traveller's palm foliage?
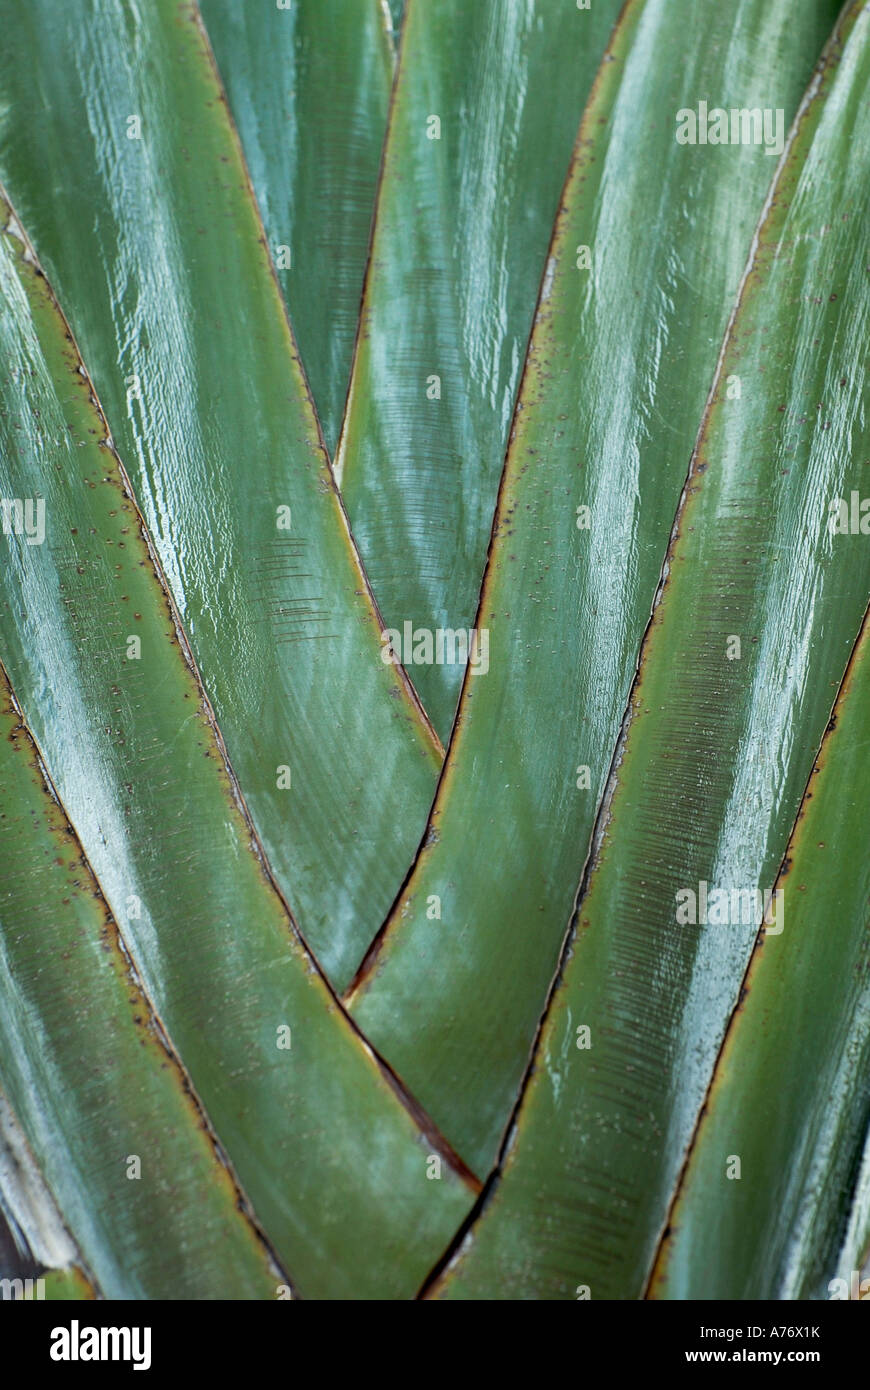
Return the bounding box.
[0,0,867,1301]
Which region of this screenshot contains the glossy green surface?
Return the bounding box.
[0,0,439,990]
[335,0,624,737]
[199,0,393,455]
[0,674,277,1299]
[0,208,473,1299]
[435,1,870,1297]
[349,0,842,1177]
[0,684,277,1298]
[651,612,870,1300]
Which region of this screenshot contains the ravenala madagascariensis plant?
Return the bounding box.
[0,0,867,1302]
